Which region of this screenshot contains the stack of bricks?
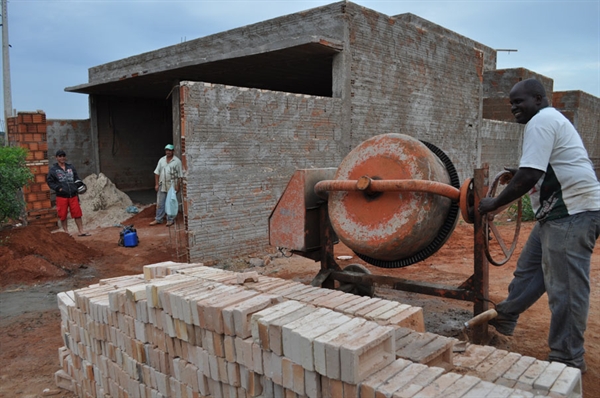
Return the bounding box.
[6,111,57,229]
[55,262,582,398]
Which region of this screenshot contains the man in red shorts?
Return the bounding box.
[46,150,90,236]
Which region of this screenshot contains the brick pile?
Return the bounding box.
[6,111,57,229]
[55,262,582,397]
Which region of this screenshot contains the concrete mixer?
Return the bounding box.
[269,133,522,343]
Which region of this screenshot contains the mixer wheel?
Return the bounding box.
[337,264,375,297]
[483,170,522,266]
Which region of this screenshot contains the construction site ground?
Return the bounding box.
[0,206,598,398]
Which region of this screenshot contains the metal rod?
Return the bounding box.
[2,0,13,124]
[330,271,477,301]
[472,166,491,344]
[314,177,461,201]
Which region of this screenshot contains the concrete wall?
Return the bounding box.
[480,119,523,179]
[553,90,599,178]
[345,4,484,181]
[181,82,343,262]
[46,119,94,179]
[93,95,172,191]
[86,3,347,84]
[394,13,497,73]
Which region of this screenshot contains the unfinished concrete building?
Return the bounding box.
[52,1,597,263]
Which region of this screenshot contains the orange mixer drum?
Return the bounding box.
[328,133,459,266]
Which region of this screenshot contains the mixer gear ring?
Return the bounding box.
[354,140,461,268]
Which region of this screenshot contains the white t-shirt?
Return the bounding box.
[520,107,600,221]
[154,155,182,193]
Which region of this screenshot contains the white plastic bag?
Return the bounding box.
[165,186,178,217]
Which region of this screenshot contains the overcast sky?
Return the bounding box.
[1,0,598,120]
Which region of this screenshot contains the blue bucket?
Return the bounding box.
[123,231,138,247]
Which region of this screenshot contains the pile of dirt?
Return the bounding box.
[0,225,100,287]
[0,173,144,287]
[66,173,135,231]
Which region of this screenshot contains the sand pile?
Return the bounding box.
[66,173,137,231]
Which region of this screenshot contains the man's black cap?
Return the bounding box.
[55,150,66,157]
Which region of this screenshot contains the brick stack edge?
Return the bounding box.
[6,111,57,229]
[55,263,582,398]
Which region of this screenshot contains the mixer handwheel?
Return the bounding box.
[337,264,375,297]
[483,170,522,266]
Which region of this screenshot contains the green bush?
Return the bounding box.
[508,194,535,222]
[0,146,34,224]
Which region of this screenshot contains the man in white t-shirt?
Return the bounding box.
[150,144,182,227]
[479,78,600,373]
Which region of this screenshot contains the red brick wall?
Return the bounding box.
[7,111,57,229]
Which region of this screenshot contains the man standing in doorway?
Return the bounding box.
[46,150,90,236]
[478,78,600,373]
[150,144,182,227]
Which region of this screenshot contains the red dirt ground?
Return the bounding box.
[0,208,597,397]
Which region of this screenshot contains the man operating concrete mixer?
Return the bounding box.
[478,78,600,373]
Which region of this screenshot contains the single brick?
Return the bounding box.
[292,362,305,396]
[304,369,321,398]
[223,335,236,362]
[282,357,294,390]
[252,341,263,374]
[339,324,396,384]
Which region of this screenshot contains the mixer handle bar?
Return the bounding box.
[314,176,461,201]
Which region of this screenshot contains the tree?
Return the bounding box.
[0,146,33,224]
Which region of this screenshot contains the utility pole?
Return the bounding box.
[2,0,13,125]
